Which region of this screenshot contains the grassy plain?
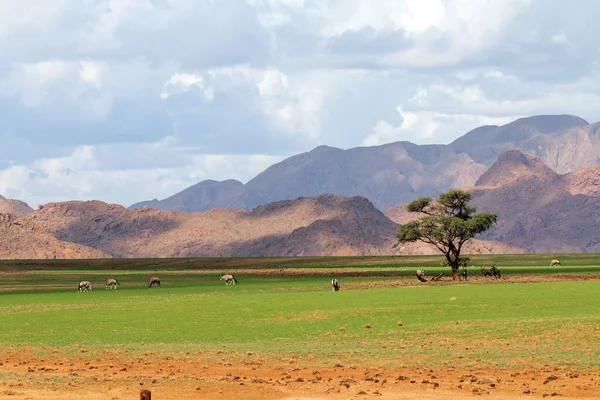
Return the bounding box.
[1,254,600,371]
[3,255,600,398]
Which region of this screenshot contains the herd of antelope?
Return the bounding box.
[77,259,563,293]
[414,259,563,283]
[77,274,238,292]
[77,277,157,292]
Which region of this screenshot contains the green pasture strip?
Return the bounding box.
[0,274,391,294]
[1,279,600,370]
[1,253,600,273]
[2,265,600,294]
[0,266,424,276]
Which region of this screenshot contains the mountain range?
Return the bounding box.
[1,114,600,258]
[469,150,600,253]
[2,194,523,259]
[385,148,600,253]
[130,114,599,212]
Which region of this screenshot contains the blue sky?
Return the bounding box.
[1,0,600,208]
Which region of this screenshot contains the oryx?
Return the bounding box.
[78,281,93,292]
[331,278,340,291]
[105,278,120,289]
[220,274,238,285]
[148,277,161,288]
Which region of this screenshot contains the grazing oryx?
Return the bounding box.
[550,259,561,267]
[481,265,501,279]
[331,278,340,291]
[148,277,161,288]
[78,281,93,292]
[105,278,120,289]
[490,265,501,279]
[220,274,238,285]
[416,269,427,282]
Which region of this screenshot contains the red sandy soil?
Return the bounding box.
[1,348,600,399]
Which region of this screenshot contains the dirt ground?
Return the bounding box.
[1,348,600,400]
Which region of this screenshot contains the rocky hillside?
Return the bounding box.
[467,150,600,253]
[133,179,247,212]
[24,195,522,258]
[385,149,600,254]
[131,114,600,212]
[0,214,109,259]
[0,195,33,216]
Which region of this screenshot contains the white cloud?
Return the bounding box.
[362,106,519,146]
[1,1,600,206]
[79,61,106,90]
[550,32,570,46]
[415,79,600,117]
[160,73,214,101]
[161,66,326,140]
[0,59,176,129]
[0,141,284,207]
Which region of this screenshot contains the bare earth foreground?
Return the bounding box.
[1,350,600,400]
[2,274,600,399]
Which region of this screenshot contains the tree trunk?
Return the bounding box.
[447,247,460,281]
[451,265,459,280]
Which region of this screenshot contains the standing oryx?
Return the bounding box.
[105,278,120,289]
[481,265,501,279]
[220,274,238,285]
[148,277,161,288]
[550,259,561,267]
[331,278,340,291]
[481,266,493,278]
[77,281,93,292]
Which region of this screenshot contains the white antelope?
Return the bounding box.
[220,274,238,285]
[78,281,93,292]
[148,277,161,288]
[331,278,340,291]
[105,278,120,289]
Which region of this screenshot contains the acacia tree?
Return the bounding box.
[396,190,497,280]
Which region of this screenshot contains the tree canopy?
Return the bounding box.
[396,190,497,279]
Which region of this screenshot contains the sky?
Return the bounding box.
[1,0,600,208]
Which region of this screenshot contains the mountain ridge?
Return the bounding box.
[0,194,33,216]
[468,150,600,253]
[22,194,525,258]
[130,114,599,213]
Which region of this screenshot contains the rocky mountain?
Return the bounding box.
[131,179,247,213]
[466,150,600,253]
[448,115,591,171]
[23,195,522,258]
[385,149,600,253]
[0,213,109,259]
[130,114,600,213]
[0,194,33,216]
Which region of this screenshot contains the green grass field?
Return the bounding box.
[1,254,600,370]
